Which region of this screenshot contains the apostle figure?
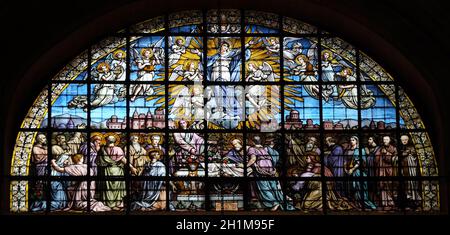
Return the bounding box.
[146,134,165,153]
[53,134,70,155]
[364,136,380,204]
[67,132,84,155]
[324,136,346,196]
[291,151,353,211]
[79,134,102,176]
[30,133,48,211]
[173,120,205,168]
[400,135,421,210]
[375,136,398,210]
[247,135,294,211]
[226,138,244,167]
[128,135,148,176]
[51,154,111,212]
[131,149,167,211]
[96,135,126,210]
[48,148,70,211]
[305,136,321,156]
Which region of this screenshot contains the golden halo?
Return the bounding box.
[147,134,163,145]
[183,60,199,70]
[140,48,154,58]
[226,134,243,145]
[90,132,104,143]
[321,49,334,61]
[175,37,186,45]
[218,38,233,49]
[113,49,126,59]
[103,132,121,146]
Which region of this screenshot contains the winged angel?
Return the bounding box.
[282,38,375,109]
[68,50,127,111]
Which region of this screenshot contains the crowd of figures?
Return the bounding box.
[29,122,422,212]
[285,134,422,211]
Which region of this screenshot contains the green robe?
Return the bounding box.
[96,146,126,208]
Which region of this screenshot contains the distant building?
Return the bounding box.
[106,108,165,129]
[305,119,317,130]
[66,117,75,129]
[334,123,344,130]
[323,121,333,130]
[285,110,303,129]
[106,115,126,129]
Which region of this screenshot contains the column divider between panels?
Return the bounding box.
[164,12,171,212]
[86,46,92,213]
[125,30,131,215]
[279,13,288,211]
[202,9,210,212]
[317,32,327,215]
[241,9,249,212]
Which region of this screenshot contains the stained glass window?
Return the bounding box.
[10,9,439,214]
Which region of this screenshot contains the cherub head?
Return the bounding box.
[294,54,309,65]
[247,62,258,72]
[339,67,353,77]
[113,49,126,60]
[321,49,333,61]
[269,38,279,46]
[96,62,110,73]
[184,60,199,71]
[141,48,154,59]
[175,37,185,46]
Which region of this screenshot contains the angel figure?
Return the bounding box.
[168,60,205,124]
[321,49,346,99]
[283,38,307,61]
[245,61,276,111]
[90,62,125,110]
[338,67,375,109]
[168,36,193,66]
[130,45,164,101]
[260,37,280,55]
[111,49,126,81]
[288,54,324,100]
[169,60,203,82]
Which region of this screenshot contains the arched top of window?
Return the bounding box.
[11,9,438,214]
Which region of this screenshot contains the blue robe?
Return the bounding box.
[346,147,376,209]
[325,144,346,196]
[131,161,166,210]
[226,149,243,164]
[31,155,69,211]
[249,147,294,210]
[205,48,251,128]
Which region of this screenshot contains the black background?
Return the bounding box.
[0,0,449,233]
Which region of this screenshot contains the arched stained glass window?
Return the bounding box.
[10,9,439,213]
